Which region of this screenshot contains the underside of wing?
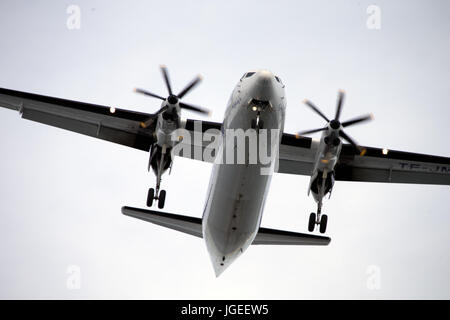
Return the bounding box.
[276,133,319,175]
[336,144,450,185]
[174,118,223,163]
[0,87,156,151]
[276,131,450,186]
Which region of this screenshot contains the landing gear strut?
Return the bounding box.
[251,108,264,131]
[146,145,168,209]
[308,171,329,234]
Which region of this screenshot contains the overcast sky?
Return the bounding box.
[0,0,449,299]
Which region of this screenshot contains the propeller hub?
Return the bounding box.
[333,137,341,146]
[330,120,341,130]
[167,95,179,105]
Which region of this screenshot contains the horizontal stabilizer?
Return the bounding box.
[122,206,203,238]
[122,206,331,245]
[253,227,330,245]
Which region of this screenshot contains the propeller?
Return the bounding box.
[135,65,211,128]
[296,90,373,153]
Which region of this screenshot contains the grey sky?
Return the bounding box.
[0,0,449,299]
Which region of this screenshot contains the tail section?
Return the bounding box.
[121,206,331,245]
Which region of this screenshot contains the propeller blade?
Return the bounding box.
[140,106,169,128]
[296,127,328,136]
[303,99,330,122]
[179,102,210,115]
[334,90,345,121]
[160,65,173,95]
[341,114,374,128]
[156,105,169,115]
[134,88,165,100]
[177,75,202,99]
[140,117,155,129]
[339,130,361,151]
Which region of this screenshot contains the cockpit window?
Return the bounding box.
[240,72,256,80]
[275,76,282,84]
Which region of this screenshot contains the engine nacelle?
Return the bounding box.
[149,144,172,177]
[310,170,335,203]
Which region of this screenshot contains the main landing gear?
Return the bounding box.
[147,186,166,209]
[308,202,328,234]
[308,171,330,234]
[146,145,168,209]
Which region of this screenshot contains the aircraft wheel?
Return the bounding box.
[319,215,328,234]
[308,213,316,232]
[158,190,166,209]
[147,188,155,207]
[251,119,257,129]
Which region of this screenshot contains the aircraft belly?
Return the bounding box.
[202,104,280,276]
[203,162,272,275]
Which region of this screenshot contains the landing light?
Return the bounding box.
[252,106,258,111]
[382,148,389,155]
[109,107,116,114]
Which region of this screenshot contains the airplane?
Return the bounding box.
[1,66,449,277]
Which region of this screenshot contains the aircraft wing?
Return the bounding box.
[0,87,157,151]
[175,118,223,162]
[334,144,450,185]
[3,87,446,186]
[276,133,318,175]
[277,135,450,185]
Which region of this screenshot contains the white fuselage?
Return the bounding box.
[202,70,286,276]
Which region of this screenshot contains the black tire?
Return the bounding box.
[308,213,316,232]
[147,188,155,207]
[158,190,166,209]
[251,119,257,129]
[319,215,328,234]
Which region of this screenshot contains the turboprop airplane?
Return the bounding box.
[1,66,449,276]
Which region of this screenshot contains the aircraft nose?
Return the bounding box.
[255,70,274,87]
[251,70,276,101]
